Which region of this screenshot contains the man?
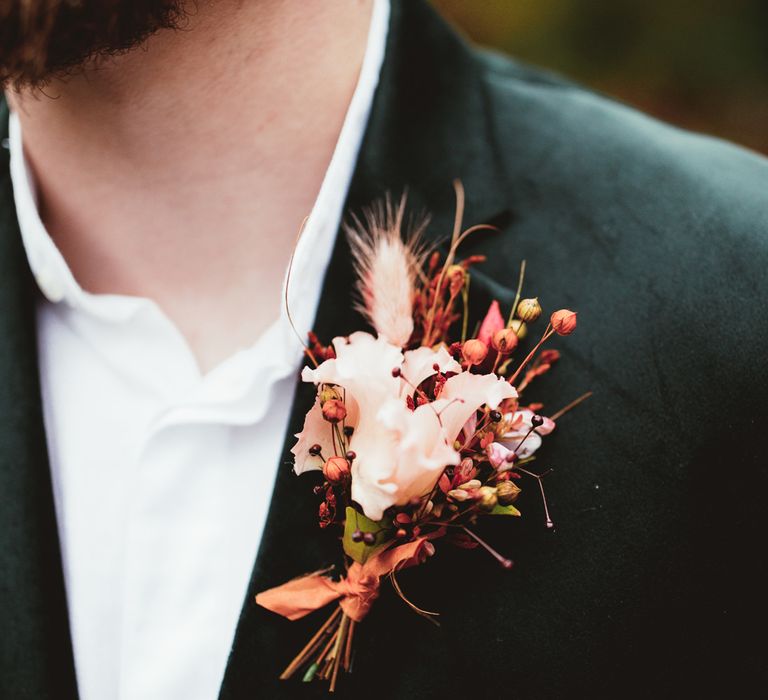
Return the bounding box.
[1,1,766,698]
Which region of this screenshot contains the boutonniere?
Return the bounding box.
[256,184,590,691]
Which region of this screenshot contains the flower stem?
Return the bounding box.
[549,391,593,421]
[507,259,527,327]
[281,606,341,680]
[517,467,555,529]
[462,526,513,569]
[507,325,555,387]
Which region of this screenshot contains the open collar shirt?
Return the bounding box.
[6,2,389,698]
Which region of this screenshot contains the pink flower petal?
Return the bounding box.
[478,300,505,346]
[487,442,515,469]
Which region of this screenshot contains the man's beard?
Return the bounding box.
[0,0,186,88]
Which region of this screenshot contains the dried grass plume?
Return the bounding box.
[345,196,427,347]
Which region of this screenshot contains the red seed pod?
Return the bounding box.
[491,328,519,355]
[550,309,578,335]
[321,399,347,423]
[461,338,489,366]
[322,456,350,484]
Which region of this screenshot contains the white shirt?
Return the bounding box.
[7,2,389,699]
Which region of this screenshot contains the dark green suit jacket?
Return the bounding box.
[2,2,767,698]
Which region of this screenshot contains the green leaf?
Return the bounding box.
[490,504,521,517]
[342,506,392,564]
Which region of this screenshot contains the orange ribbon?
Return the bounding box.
[255,539,430,623]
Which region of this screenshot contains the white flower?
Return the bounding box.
[293,332,516,520]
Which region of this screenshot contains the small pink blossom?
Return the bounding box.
[499,409,556,459]
[487,442,516,470]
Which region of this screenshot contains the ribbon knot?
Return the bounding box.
[255,538,429,623]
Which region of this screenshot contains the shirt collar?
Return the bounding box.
[8,0,390,347]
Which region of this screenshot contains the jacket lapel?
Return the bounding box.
[219,1,510,696]
[0,101,79,699]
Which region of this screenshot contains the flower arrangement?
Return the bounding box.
[256,186,589,691]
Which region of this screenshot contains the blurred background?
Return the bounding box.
[434,0,768,154]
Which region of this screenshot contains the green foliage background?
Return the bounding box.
[435,0,768,154]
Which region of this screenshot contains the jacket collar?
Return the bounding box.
[218,1,509,696]
[0,101,79,698]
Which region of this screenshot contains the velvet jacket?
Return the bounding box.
[1,2,767,698]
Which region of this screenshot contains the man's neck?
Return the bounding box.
[6,0,375,372]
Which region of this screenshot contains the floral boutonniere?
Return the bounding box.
[256,184,590,691]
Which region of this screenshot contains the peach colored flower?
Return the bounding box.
[293,332,516,520]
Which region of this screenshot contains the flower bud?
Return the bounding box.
[457,479,482,491]
[477,486,498,511]
[447,489,471,502]
[321,399,347,423]
[550,309,577,335]
[461,338,488,366]
[496,480,521,505]
[517,297,542,323]
[322,456,350,484]
[510,319,527,339]
[491,328,519,355]
[456,457,477,482]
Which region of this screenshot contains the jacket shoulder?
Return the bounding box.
[472,47,768,241]
[466,48,768,392]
